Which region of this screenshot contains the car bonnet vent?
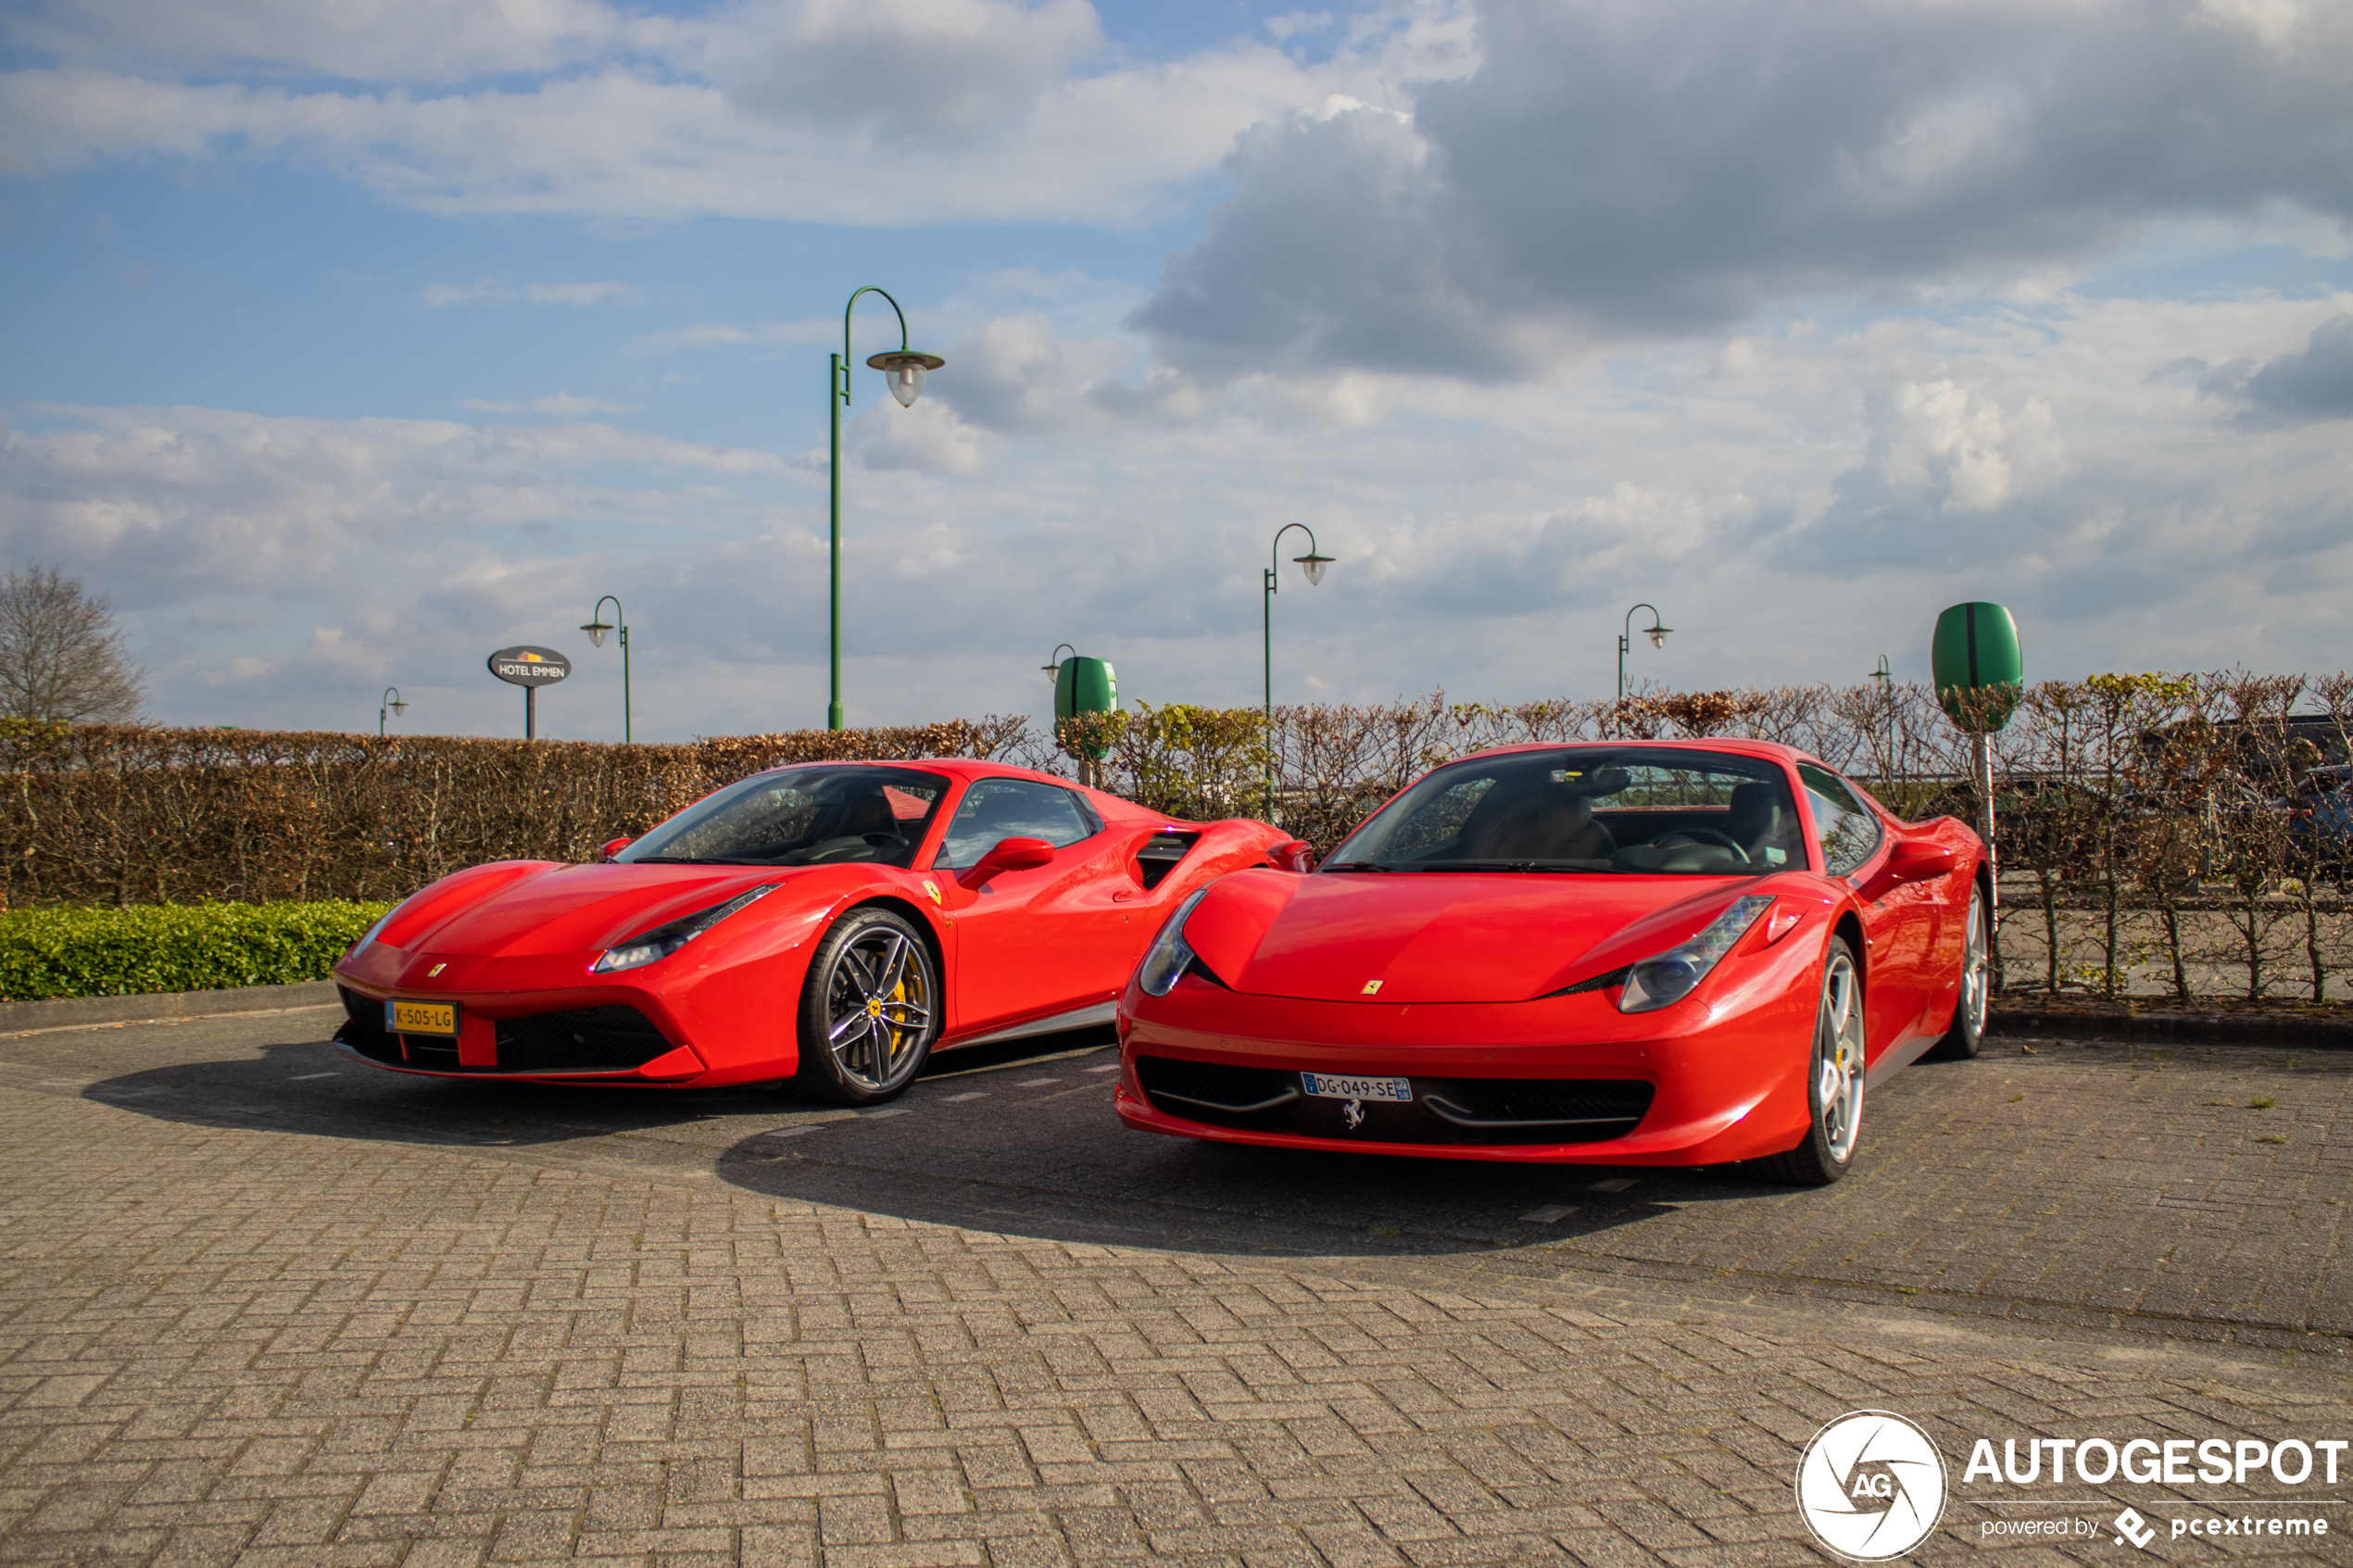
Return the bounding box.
[1133,830,1202,891]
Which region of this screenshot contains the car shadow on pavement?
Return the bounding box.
[71,1022,1783,1262]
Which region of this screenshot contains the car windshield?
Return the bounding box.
[617,765,950,868]
[1325,747,1807,875]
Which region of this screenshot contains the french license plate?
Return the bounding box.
[1301,1072,1412,1103]
[386,998,459,1036]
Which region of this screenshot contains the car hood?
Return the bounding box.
[1180,868,1781,1004]
[385,861,801,960]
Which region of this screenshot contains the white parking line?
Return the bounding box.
[942,1091,988,1102]
[1520,1205,1579,1223]
[291,1073,340,1081]
[758,1125,824,1138]
[1084,1064,1120,1073]
[859,1106,911,1118]
[1014,1078,1060,1087]
[1588,1177,1637,1193]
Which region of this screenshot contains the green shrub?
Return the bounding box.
[0,900,394,1001]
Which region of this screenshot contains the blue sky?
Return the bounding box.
[2,0,2348,742]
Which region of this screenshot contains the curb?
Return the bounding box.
[0,979,342,1034]
[1989,1007,2353,1050]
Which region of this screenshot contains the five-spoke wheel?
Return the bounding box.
[1762,936,1865,1185]
[793,906,938,1103]
[1928,882,1989,1060]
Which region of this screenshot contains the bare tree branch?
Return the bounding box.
[0,563,147,724]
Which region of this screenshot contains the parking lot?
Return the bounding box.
[3,1007,2350,1564]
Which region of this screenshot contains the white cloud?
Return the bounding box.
[423,277,637,307]
[457,395,637,416]
[0,1,1476,224]
[1134,0,2353,379]
[7,289,2349,739]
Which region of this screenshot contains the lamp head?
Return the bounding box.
[1646,621,1671,649]
[582,619,611,649]
[1294,550,1334,588]
[389,698,408,718]
[867,349,946,408]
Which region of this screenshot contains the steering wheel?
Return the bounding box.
[1655,829,1750,860]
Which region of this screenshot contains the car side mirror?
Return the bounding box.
[1268,838,1315,873]
[1856,840,1957,901]
[599,836,634,861]
[956,835,1054,890]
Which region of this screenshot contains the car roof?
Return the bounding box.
[749,757,1058,784]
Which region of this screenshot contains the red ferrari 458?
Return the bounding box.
[333,760,1296,1101]
[1114,740,1989,1184]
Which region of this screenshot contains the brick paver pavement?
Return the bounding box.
[2,1009,2348,1565]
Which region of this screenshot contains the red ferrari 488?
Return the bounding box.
[1114,740,1988,1184]
[333,760,1295,1101]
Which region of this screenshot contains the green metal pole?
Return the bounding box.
[1263,564,1276,815]
[828,350,844,731]
[828,287,917,734]
[619,622,631,744]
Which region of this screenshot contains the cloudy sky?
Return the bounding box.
[2,0,2348,742]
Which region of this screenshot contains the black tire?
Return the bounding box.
[791,906,939,1104]
[1759,936,1865,1186]
[1925,881,1990,1061]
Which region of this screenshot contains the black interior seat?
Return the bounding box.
[1727,782,1783,859]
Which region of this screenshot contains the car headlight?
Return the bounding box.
[592,883,783,973]
[1617,894,1776,1014]
[1136,887,1211,997]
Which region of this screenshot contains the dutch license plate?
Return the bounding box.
[1301,1072,1412,1103]
[386,998,458,1036]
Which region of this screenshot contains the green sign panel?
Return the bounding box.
[1931,602,2023,732]
[1053,655,1116,722]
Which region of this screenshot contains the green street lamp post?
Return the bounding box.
[1869,654,1894,784]
[1262,523,1335,815]
[580,596,632,743]
[827,286,945,731]
[1041,644,1076,684]
[378,686,407,738]
[1615,603,1670,735]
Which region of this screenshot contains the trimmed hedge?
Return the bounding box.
[0,900,393,1002]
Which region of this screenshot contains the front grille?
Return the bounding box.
[1136,1056,1298,1119]
[496,1005,674,1073]
[1421,1079,1654,1127]
[335,985,401,1065]
[1135,1054,1652,1146]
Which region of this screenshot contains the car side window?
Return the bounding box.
[933,780,1101,868]
[1797,762,1881,878]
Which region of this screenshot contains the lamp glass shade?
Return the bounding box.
[1042,661,1061,684]
[867,349,945,410]
[1646,623,1670,648]
[582,621,611,648]
[1295,551,1333,587]
[388,700,408,717]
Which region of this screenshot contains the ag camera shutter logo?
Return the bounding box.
[1793,1411,1949,1561]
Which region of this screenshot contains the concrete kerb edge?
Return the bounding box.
[1988,1006,2352,1049]
[0,979,342,1035]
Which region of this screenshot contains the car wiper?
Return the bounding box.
[1319,860,1398,872]
[1415,859,1608,873]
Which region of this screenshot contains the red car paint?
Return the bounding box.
[1114,738,1986,1169]
[333,759,1290,1088]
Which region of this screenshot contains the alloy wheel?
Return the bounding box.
[1818,949,1865,1162]
[822,923,935,1092]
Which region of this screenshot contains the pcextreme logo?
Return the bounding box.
[1793,1411,1949,1561]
